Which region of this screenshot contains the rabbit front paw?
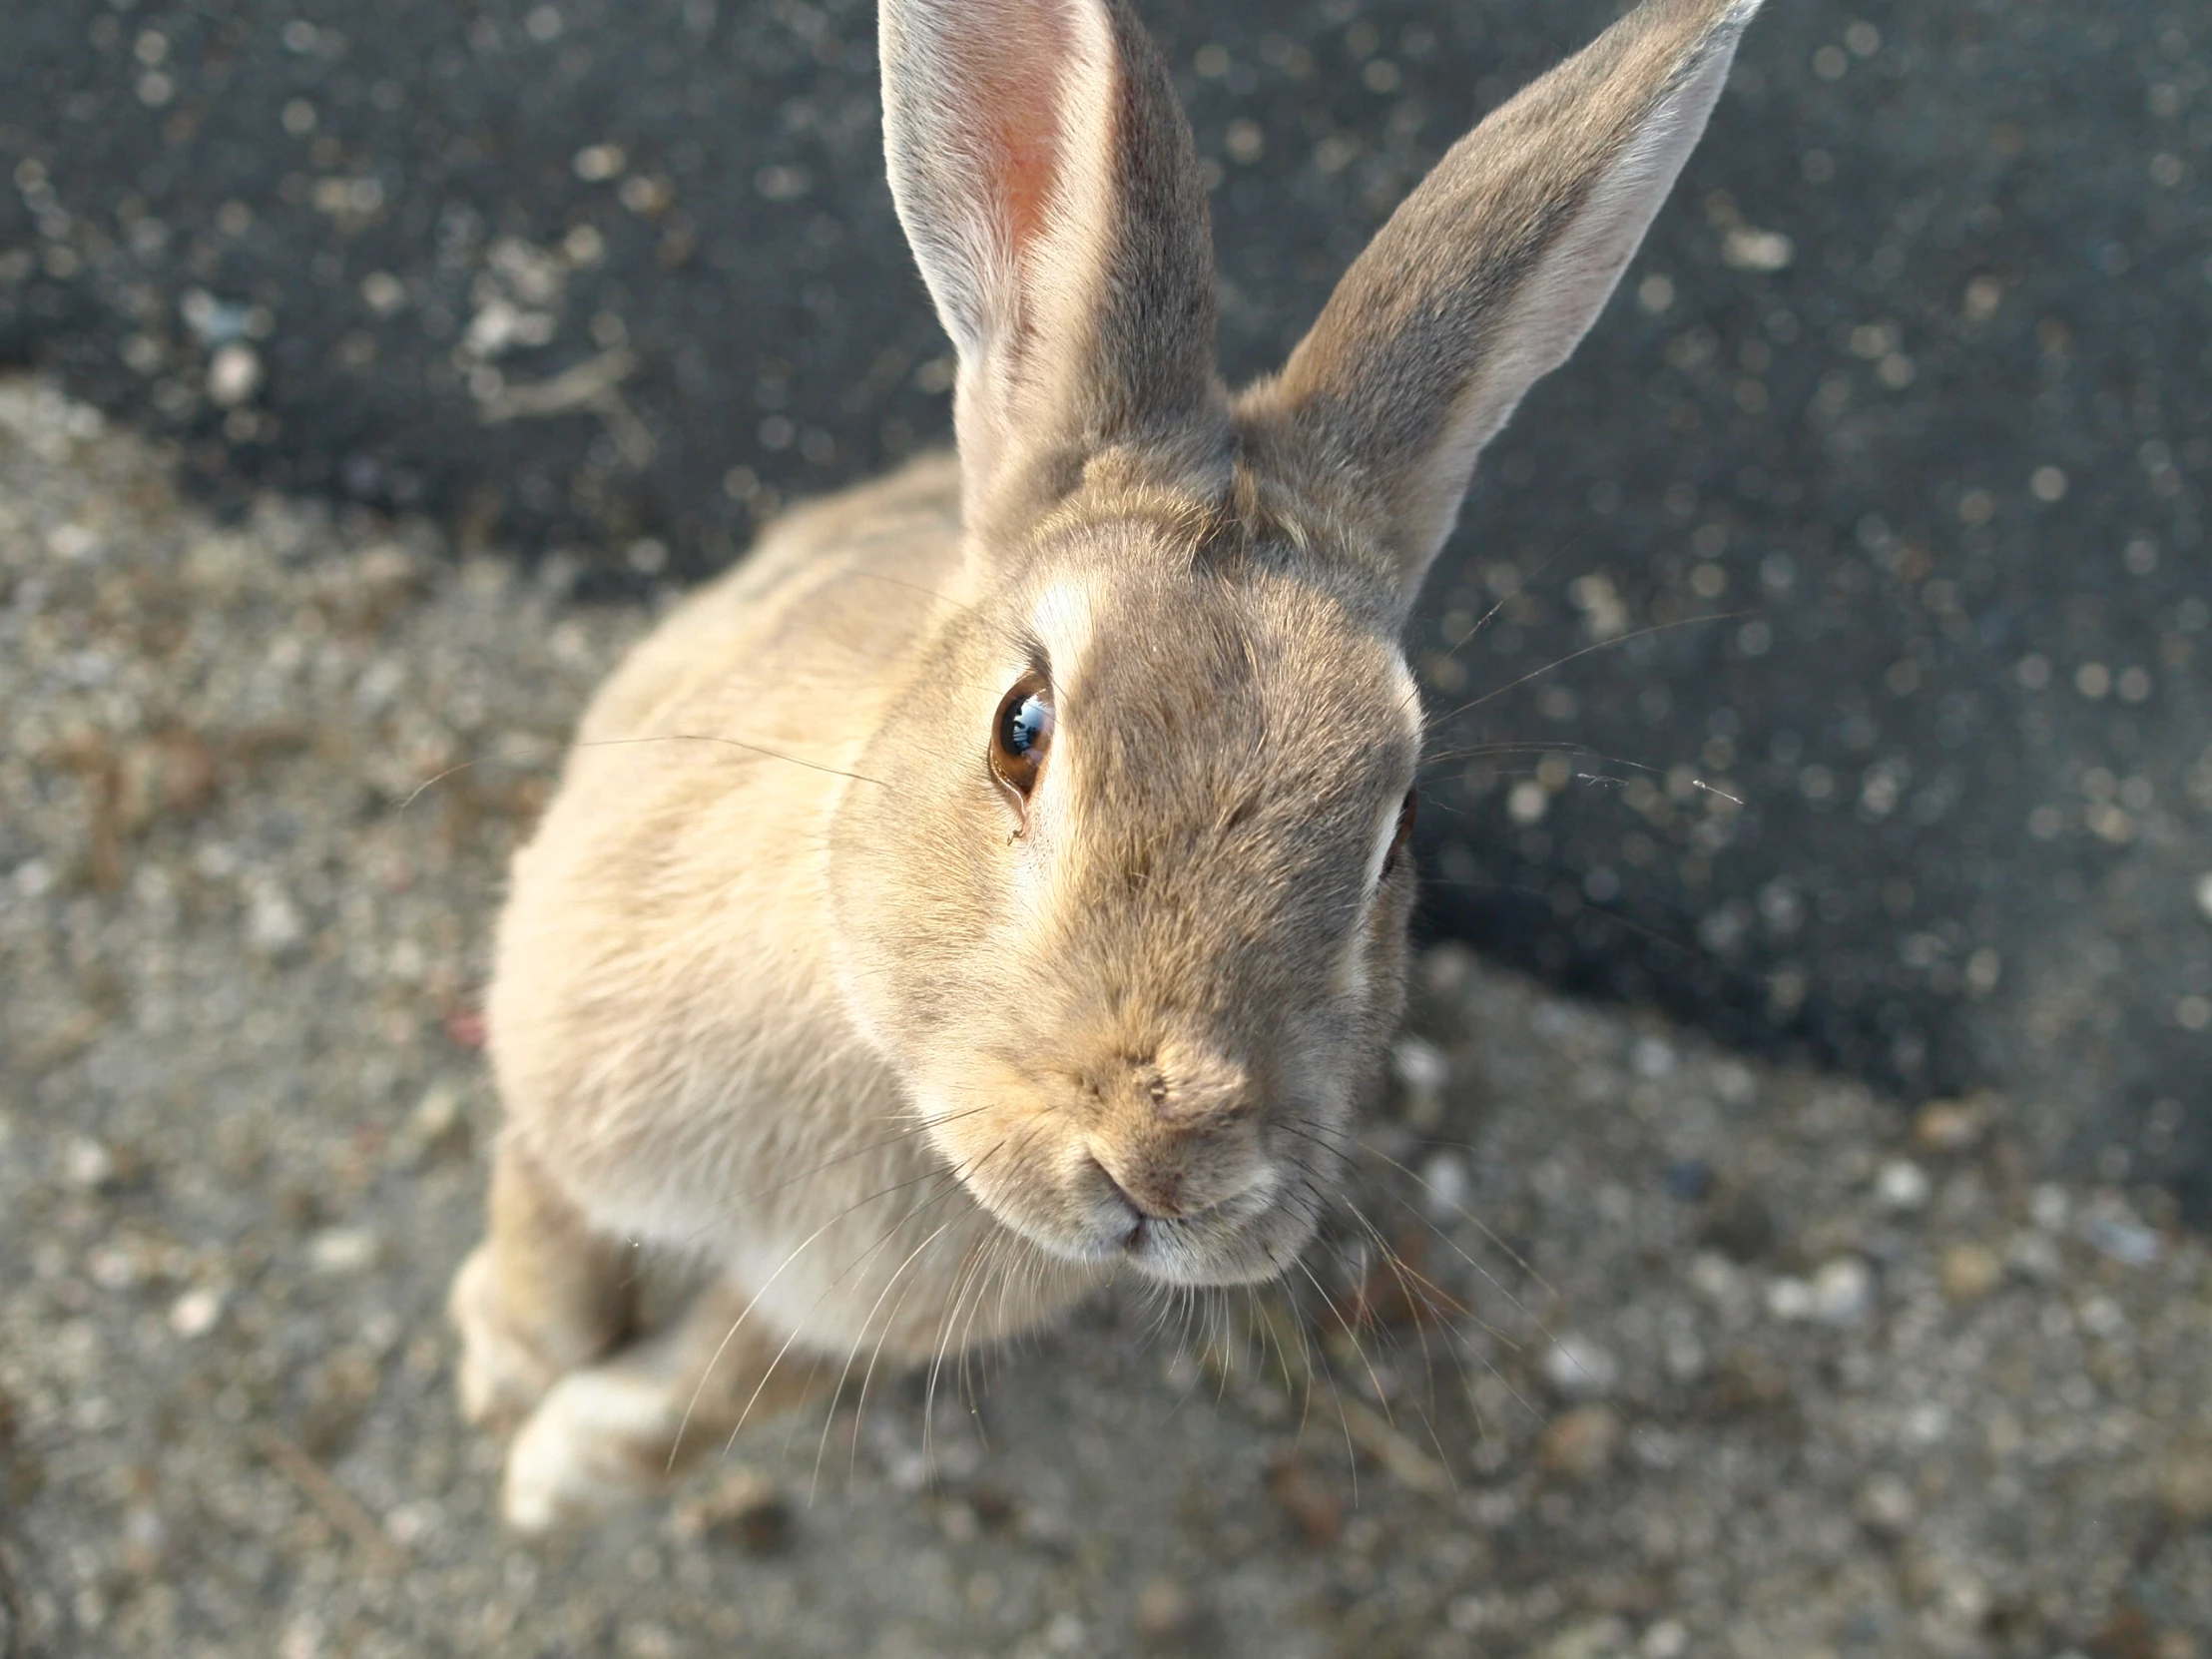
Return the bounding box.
[448,1245,566,1433]
[500,1367,684,1532]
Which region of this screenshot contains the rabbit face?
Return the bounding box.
[831,507,1418,1285]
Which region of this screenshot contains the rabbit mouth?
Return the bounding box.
[1083,1181,1308,1288]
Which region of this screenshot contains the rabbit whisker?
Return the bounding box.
[1393,545,1566,716]
[399,731,892,814]
[1291,1256,1368,1504]
[1425,609,1756,732]
[668,1153,969,1469]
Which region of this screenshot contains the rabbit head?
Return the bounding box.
[831,0,1764,1286]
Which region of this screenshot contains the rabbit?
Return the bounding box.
[449,0,1767,1531]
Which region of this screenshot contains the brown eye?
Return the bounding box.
[1382,787,1417,877]
[989,672,1055,797]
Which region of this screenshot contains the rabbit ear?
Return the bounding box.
[1240,0,1764,597]
[880,0,1226,537]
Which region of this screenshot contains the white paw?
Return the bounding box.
[448,1247,560,1431]
[501,1367,680,1533]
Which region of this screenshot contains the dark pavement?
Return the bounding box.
[3,0,2207,1209]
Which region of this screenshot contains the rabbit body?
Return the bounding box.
[487,455,1100,1359]
[451,0,1768,1531]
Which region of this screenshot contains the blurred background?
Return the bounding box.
[5,0,2206,1210]
[4,4,2212,1656]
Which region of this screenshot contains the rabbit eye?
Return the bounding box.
[1382,787,1417,877]
[990,672,1055,797]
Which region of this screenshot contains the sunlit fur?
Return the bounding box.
[832,485,1422,1288]
[452,0,1765,1530]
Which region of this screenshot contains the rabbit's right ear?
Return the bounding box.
[1240,0,1764,605]
[881,0,1226,539]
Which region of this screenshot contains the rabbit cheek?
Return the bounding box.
[911,1065,1107,1263]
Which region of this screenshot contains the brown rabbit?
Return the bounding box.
[451,0,1766,1530]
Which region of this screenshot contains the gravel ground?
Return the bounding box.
[6,0,2211,1184]
[6,378,2212,1658]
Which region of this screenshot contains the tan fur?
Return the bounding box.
[452,0,1766,1529]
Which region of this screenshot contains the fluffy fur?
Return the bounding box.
[451,0,1766,1530]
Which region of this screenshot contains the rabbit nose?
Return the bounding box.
[1089,1150,1188,1220]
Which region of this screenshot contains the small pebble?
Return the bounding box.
[206,342,263,405]
[407,1079,469,1157]
[1766,1276,1812,1320]
[1808,1256,1873,1325]
[1541,1334,1621,1399]
[2081,1211,2161,1267]
[1538,1405,1623,1482]
[168,1286,225,1338]
[1389,1035,1448,1128]
[1938,1243,2003,1302]
[1856,1471,1918,1536]
[1875,1158,1931,1210]
[307,1227,380,1275]
[1914,1097,1988,1153]
[1388,1035,1448,1095]
[2030,1184,2070,1230]
[2195,871,2212,924]
[2157,1446,2212,1527]
[1134,1574,1195,1641]
[1418,1148,1470,1221]
[63,1135,117,1190]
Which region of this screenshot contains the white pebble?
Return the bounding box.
[1875,1157,1931,1210]
[2081,1211,2160,1268]
[2029,1184,2069,1231]
[1901,1401,1950,1445]
[1857,1471,1917,1535]
[1417,1149,1469,1221]
[2196,871,2212,923]
[207,342,263,406]
[246,883,305,957]
[1765,1276,1814,1321]
[169,1286,225,1338]
[1541,1333,1621,1399]
[2077,1293,2126,1337]
[1688,1252,1741,1305]
[63,1135,117,1189]
[1808,1256,1874,1325]
[308,1227,380,1275]
[1389,1035,1449,1095]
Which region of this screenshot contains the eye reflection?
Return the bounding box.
[990,673,1054,796]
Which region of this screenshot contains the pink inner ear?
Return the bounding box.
[958,5,1080,265]
[992,103,1061,260]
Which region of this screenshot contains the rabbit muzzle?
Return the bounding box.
[911,1027,1346,1288]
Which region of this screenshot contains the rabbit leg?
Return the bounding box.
[499,1275,827,1532]
[449,1139,635,1433]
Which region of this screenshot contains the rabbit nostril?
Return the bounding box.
[1091,1156,1174,1222]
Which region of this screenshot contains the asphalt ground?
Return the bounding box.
[2,0,2208,1205]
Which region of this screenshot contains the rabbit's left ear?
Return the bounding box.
[1240,0,1765,601]
[881,0,1226,538]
